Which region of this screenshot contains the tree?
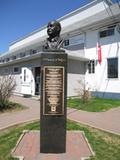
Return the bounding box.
[0,75,16,109]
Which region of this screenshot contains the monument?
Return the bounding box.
[40,20,67,153]
[12,20,94,160]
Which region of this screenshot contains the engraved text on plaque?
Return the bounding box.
[43,66,64,115]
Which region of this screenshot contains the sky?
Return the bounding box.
[0,0,119,54]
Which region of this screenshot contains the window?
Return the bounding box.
[99,28,114,38]
[24,69,26,82]
[30,49,37,55]
[13,67,20,73]
[88,60,95,74]
[6,58,10,62]
[107,58,118,78]
[64,39,69,46]
[12,56,16,60]
[20,52,25,58]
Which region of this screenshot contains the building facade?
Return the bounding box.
[0,0,120,98]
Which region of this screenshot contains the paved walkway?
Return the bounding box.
[0,95,120,135]
[0,96,40,130]
[13,131,93,160]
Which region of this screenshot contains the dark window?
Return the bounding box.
[20,52,25,57]
[6,58,10,62]
[107,58,118,78]
[24,69,26,82]
[13,67,20,73]
[88,60,95,74]
[12,56,16,60]
[99,28,114,38]
[64,39,69,46]
[30,49,37,55]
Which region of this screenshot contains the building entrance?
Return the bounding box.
[35,67,41,95]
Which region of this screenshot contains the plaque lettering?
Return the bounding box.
[43,66,64,115]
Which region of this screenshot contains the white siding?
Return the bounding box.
[85,27,120,98]
[85,30,98,90]
[67,59,85,96]
[67,74,85,97]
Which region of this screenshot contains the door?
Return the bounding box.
[21,67,34,95]
[35,67,41,95]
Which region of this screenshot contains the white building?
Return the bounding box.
[0,0,120,99]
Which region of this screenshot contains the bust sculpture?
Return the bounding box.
[43,20,63,50]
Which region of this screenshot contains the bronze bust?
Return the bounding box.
[43,20,63,50]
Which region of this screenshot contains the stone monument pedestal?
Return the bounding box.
[40,51,67,153]
[12,131,94,160]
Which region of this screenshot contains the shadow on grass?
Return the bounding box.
[0,101,27,114]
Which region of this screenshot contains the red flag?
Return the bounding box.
[97,44,102,64]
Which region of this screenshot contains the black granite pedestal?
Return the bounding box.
[40,51,67,153]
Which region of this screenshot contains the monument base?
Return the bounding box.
[12,131,94,160]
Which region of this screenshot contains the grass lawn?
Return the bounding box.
[0,101,26,114]
[0,121,120,160]
[67,97,120,112]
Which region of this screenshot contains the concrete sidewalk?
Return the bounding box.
[0,95,120,135]
[0,96,40,130]
[67,107,120,135]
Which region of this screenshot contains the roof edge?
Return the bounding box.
[10,0,109,47]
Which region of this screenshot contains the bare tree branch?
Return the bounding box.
[0,75,16,108]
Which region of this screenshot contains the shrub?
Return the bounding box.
[75,79,91,103]
[0,75,16,109]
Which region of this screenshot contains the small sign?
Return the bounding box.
[69,34,84,46]
[43,66,64,115]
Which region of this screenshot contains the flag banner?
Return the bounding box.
[97,44,102,64]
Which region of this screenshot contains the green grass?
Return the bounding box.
[0,121,40,160]
[0,101,26,114]
[67,120,120,160]
[67,97,120,112]
[0,120,120,160]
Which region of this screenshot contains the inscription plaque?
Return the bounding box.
[43,66,64,115]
